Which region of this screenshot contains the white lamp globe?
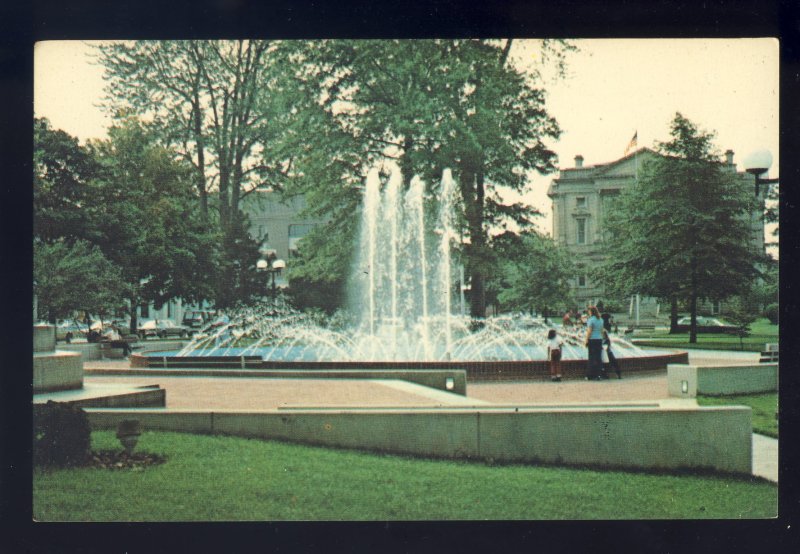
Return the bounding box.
[742,149,773,175]
[256,259,269,271]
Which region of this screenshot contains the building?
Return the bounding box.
[137,190,323,324]
[547,148,767,315]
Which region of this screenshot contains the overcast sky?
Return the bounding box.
[34,38,779,241]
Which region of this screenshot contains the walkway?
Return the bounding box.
[81,350,778,483]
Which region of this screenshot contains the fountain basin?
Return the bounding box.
[130,349,688,381]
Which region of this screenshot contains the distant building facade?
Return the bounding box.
[137,190,323,324]
[547,148,767,315]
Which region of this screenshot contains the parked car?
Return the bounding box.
[675,316,738,333]
[182,310,213,329]
[111,319,132,335]
[138,319,192,339]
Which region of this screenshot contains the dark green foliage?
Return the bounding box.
[34,239,130,322]
[283,40,571,316]
[601,113,762,343]
[34,118,99,242]
[33,401,91,468]
[763,303,779,325]
[491,231,575,314]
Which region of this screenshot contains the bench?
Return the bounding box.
[759,350,779,363]
[624,324,656,336]
[100,335,141,359]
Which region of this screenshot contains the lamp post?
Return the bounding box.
[257,253,286,300]
[742,149,778,197]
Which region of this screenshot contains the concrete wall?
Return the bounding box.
[668,364,778,397]
[59,343,102,361]
[33,351,83,393]
[33,325,56,353]
[86,401,752,475]
[87,368,468,396]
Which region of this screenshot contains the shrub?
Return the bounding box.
[33,401,91,468]
[763,303,779,325]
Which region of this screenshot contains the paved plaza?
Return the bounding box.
[76,348,777,482]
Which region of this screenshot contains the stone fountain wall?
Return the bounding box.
[33,325,84,393]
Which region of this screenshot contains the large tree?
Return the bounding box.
[601,113,763,343]
[97,41,299,304]
[284,39,569,317]
[85,117,218,332]
[34,118,99,241]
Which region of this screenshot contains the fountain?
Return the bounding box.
[131,165,688,379]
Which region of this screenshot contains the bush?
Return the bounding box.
[34,401,91,468]
[763,303,779,325]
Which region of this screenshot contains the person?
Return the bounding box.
[87,327,101,343]
[546,329,564,382]
[104,325,131,357]
[602,328,622,379]
[103,325,132,356]
[584,306,605,380]
[562,311,572,328]
[601,312,612,333]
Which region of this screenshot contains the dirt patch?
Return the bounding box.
[87,450,167,470]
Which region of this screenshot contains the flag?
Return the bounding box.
[624,131,638,155]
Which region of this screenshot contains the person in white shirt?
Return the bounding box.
[546,329,564,382]
[103,325,131,356]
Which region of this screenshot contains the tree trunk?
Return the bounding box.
[669,296,679,334]
[192,89,208,220]
[129,297,139,335]
[400,135,415,189]
[689,258,698,344]
[467,171,487,319]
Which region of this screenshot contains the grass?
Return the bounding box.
[634,318,778,352]
[33,431,776,521]
[697,392,778,438]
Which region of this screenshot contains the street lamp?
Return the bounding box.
[743,149,778,197]
[257,253,286,299]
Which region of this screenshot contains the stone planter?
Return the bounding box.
[116,419,141,455]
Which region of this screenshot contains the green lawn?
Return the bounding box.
[634,318,778,352]
[697,392,778,438]
[33,431,776,521]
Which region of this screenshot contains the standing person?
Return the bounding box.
[562,310,572,328]
[602,328,622,379]
[546,329,564,382]
[585,306,605,380]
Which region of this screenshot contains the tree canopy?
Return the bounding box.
[601,113,763,342]
[282,39,570,317]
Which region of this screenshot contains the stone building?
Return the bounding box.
[547,147,767,315]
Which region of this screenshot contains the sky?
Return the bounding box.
[34,38,779,243]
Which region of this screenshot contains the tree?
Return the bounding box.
[97,41,303,305]
[86,117,218,332]
[284,39,570,317]
[34,239,129,322]
[601,113,763,343]
[34,118,99,242]
[491,231,575,318]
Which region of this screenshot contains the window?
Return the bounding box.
[288,224,314,238]
[576,196,586,208]
[578,275,587,288]
[711,300,721,315]
[576,218,586,244]
[140,304,149,318]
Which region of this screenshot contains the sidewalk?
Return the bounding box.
[82,353,778,483]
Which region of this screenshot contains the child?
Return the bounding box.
[547,329,563,382]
